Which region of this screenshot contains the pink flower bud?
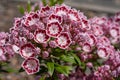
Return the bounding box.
[42,51,49,59]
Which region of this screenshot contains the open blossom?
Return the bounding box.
[48,14,62,23]
[1,2,120,79]
[82,42,92,53]
[34,29,50,43]
[97,46,110,59]
[109,26,120,38]
[46,22,63,37]
[24,13,39,27]
[55,32,71,49]
[68,9,80,21]
[55,4,69,16]
[20,43,37,59]
[22,57,40,75]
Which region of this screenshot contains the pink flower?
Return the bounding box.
[55,4,69,16]
[82,42,92,53]
[55,32,71,49]
[114,12,120,22]
[109,27,120,38]
[46,22,63,38]
[91,24,103,36]
[97,47,110,59]
[42,51,49,59]
[24,13,39,27]
[49,40,57,48]
[48,14,62,23]
[12,45,20,53]
[14,18,22,28]
[40,6,52,17]
[68,9,80,21]
[22,57,40,75]
[20,43,36,59]
[86,34,96,46]
[34,29,50,43]
[0,46,6,61]
[80,19,91,31]
[90,16,107,25]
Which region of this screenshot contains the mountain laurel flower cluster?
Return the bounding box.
[0,2,120,80]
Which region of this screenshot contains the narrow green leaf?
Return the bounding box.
[18,6,24,14]
[55,64,72,76]
[47,62,54,76]
[27,1,31,12]
[60,55,76,64]
[71,53,81,66]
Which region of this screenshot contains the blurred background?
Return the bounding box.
[0,0,120,80]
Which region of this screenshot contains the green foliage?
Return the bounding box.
[42,0,64,6]
[42,0,47,6]
[55,63,72,76]
[18,5,25,14]
[47,62,54,76]
[27,1,31,13]
[60,54,76,64]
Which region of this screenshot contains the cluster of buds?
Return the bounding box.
[0,2,120,79]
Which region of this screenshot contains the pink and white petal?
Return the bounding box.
[82,43,92,53]
[20,43,36,59]
[46,22,63,38]
[97,47,109,59]
[55,32,71,49]
[81,19,91,31]
[68,9,80,21]
[22,57,40,75]
[34,29,50,43]
[41,6,50,13]
[48,14,62,23]
[110,27,119,38]
[12,45,20,53]
[55,5,69,16]
[87,34,96,46]
[24,13,39,27]
[0,46,5,57]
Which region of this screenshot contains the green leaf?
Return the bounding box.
[49,0,55,6]
[57,0,64,4]
[27,1,31,12]
[47,62,54,76]
[55,64,72,76]
[5,67,17,73]
[42,0,47,6]
[18,6,25,14]
[71,53,81,66]
[60,55,76,64]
